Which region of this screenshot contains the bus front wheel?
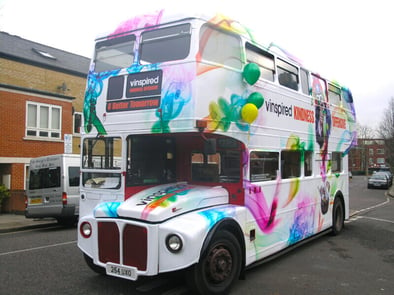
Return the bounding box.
[331,198,344,235]
[83,253,105,275]
[186,230,241,295]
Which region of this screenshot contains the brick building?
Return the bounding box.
[348,138,390,174]
[0,32,90,213]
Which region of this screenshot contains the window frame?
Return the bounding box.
[26,101,62,139]
[198,23,242,70]
[94,34,136,72]
[331,152,342,173]
[140,23,192,65]
[73,112,82,135]
[281,150,301,179]
[250,151,279,182]
[277,58,299,91]
[245,42,275,82]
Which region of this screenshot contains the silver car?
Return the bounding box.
[368,173,389,189]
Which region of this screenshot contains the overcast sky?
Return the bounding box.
[1,0,393,130]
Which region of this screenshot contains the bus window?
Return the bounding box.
[191,152,220,183]
[140,24,191,64]
[277,59,299,91]
[304,151,313,176]
[331,152,342,173]
[199,24,242,69]
[281,150,301,179]
[250,151,279,182]
[311,74,327,103]
[300,68,309,95]
[126,136,176,186]
[245,43,275,81]
[328,83,341,106]
[95,34,136,72]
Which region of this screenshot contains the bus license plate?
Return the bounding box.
[106,263,137,280]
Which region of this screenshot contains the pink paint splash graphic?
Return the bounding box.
[245,181,281,234]
[110,10,164,37]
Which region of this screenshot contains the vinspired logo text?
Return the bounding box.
[264,99,315,123]
[265,99,293,117]
[129,76,160,88]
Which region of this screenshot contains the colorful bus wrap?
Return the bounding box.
[78,10,357,295]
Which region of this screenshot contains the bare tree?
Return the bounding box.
[377,97,394,168]
[356,123,375,139]
[354,123,376,174]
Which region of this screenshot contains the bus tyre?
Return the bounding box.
[83,253,106,275]
[186,230,241,295]
[331,198,344,236]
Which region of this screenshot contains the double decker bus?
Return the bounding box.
[78,10,357,295]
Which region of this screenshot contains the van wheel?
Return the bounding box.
[186,230,241,295]
[331,198,344,236]
[57,217,78,227]
[83,253,106,275]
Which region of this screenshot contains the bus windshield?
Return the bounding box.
[82,137,122,189]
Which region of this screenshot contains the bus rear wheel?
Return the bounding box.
[331,198,344,235]
[186,230,241,295]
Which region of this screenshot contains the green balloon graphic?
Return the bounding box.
[243,63,260,85]
[247,92,264,109]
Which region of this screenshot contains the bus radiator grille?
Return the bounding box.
[98,221,120,264]
[123,224,147,271]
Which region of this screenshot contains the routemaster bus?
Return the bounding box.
[78,10,357,295]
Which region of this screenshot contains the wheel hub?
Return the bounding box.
[207,246,233,283]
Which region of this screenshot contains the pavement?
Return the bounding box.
[0,213,58,233]
[1,185,393,233]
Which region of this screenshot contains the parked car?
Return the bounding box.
[368,173,390,189]
[373,171,392,186]
[378,171,393,185]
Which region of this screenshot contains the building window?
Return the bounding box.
[377,158,385,164]
[26,102,61,139]
[369,148,374,156]
[377,148,384,155]
[73,112,82,134]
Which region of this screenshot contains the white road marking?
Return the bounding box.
[0,240,77,256]
[360,216,394,224]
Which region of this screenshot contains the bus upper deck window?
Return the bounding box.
[199,25,242,69]
[277,58,299,91]
[245,43,275,81]
[94,34,136,72]
[140,24,191,64]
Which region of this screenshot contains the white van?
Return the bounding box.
[25,154,80,225]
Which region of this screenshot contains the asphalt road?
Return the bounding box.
[1,176,393,295]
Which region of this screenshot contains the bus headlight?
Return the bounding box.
[80,222,92,238]
[166,234,183,253]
